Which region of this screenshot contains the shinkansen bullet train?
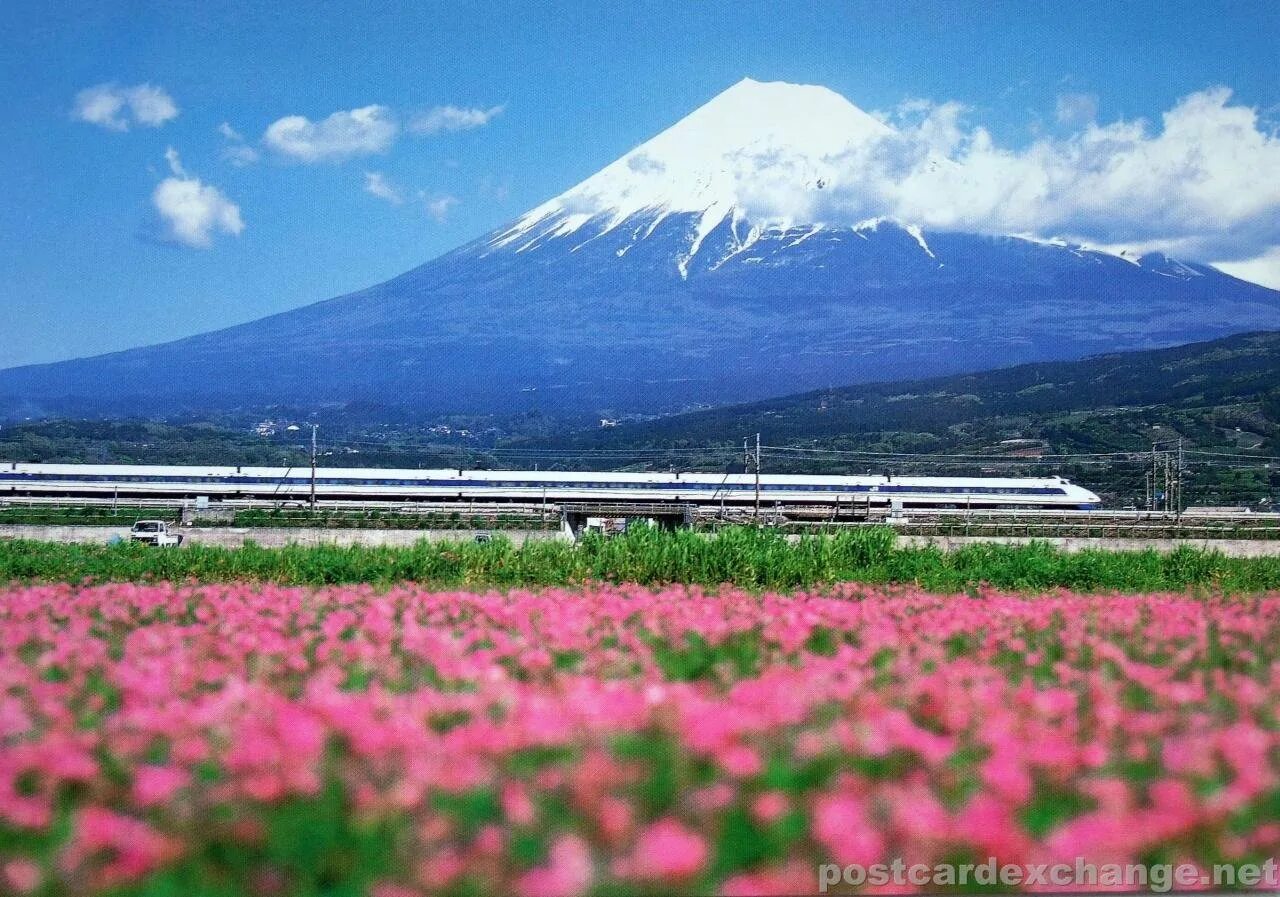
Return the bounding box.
[0,463,1102,510]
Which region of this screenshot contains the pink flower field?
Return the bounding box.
[2,583,1279,895]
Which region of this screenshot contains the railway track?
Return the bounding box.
[4,494,1280,540]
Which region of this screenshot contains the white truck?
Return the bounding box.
[129,520,183,547]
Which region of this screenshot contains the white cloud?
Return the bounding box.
[362,170,456,218]
[410,104,504,135]
[151,148,244,248]
[778,87,1280,274]
[1055,92,1099,125]
[72,82,178,130]
[163,146,186,177]
[423,194,459,221]
[478,175,511,202]
[263,105,397,162]
[364,171,403,204]
[222,145,260,167]
[1214,247,1280,290]
[217,122,260,166]
[126,84,180,126]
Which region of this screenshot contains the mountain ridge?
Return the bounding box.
[561,329,1280,447]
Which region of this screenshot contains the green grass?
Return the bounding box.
[2,526,1279,592]
[0,505,178,526]
[0,505,555,530]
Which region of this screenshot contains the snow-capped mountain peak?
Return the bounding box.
[488,79,896,268]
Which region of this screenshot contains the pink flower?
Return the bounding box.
[596,796,633,844]
[719,744,762,777]
[3,859,40,894]
[417,847,464,889]
[980,751,1033,805]
[473,824,504,856]
[812,793,884,866]
[370,884,420,897]
[720,860,816,896]
[690,783,736,813]
[750,790,789,825]
[955,793,1032,861]
[1080,742,1108,768]
[65,807,181,885]
[502,782,537,826]
[131,765,190,808]
[630,818,708,881]
[516,834,594,897]
[1044,811,1139,865]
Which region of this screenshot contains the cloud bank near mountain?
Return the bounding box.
[789,88,1279,278]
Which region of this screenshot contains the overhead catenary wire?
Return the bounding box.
[303,439,1279,469]
[325,437,1136,461]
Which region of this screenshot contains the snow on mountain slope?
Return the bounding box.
[488,78,910,276]
[482,78,1150,279]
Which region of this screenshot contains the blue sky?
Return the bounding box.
[2,0,1278,368]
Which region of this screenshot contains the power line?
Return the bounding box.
[1185,449,1280,462]
[764,445,1159,461]
[325,440,742,457]
[309,440,1280,470]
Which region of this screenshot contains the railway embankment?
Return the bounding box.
[4,523,1280,556]
[0,525,565,548]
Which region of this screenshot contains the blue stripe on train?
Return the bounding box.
[0,471,1067,496]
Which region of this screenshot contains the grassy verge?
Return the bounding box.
[0,505,178,526]
[0,506,556,530]
[2,525,1279,591]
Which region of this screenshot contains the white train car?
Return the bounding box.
[0,463,1102,510]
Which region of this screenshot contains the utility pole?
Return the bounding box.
[309,424,318,510]
[1176,438,1184,517]
[754,432,762,523]
[1151,445,1158,512]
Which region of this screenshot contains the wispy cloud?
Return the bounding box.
[151,148,243,248]
[410,104,504,135]
[263,105,398,162]
[423,195,459,221]
[364,171,457,221]
[217,122,259,166]
[363,171,403,205]
[478,175,511,202]
[1055,92,1099,126]
[73,82,178,131]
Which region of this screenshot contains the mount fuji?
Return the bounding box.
[4,78,1279,419]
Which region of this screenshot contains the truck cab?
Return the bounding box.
[129,520,183,547]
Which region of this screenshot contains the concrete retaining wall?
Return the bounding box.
[0,525,566,548]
